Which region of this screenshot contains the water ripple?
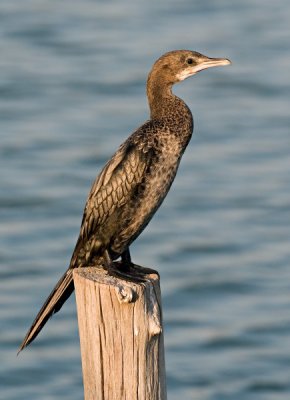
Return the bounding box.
[1,1,290,399]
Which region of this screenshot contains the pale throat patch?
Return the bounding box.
[176,69,196,81]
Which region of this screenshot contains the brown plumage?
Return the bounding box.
[19,50,231,352]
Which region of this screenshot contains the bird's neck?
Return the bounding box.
[147,76,192,125]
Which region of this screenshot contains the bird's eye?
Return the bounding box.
[187,58,193,65]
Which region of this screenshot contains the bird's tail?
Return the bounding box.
[18,267,74,354]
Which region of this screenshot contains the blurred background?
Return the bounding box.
[1,1,289,399]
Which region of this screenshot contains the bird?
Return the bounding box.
[19,50,231,353]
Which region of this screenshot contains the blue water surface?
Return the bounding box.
[1,1,290,399]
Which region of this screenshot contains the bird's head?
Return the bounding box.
[148,50,231,87]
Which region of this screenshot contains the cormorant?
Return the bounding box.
[19,50,231,352]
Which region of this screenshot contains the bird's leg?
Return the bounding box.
[119,248,133,272]
[103,250,114,270]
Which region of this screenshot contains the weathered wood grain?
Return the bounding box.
[73,265,167,400]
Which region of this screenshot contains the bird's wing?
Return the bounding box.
[19,134,154,352]
[78,138,153,242]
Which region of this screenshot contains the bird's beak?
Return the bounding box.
[192,56,232,74]
[177,56,231,81]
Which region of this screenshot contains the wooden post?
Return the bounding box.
[73,264,167,400]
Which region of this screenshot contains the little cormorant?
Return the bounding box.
[19,50,231,352]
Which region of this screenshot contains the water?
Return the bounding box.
[1,1,290,399]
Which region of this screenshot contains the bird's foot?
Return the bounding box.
[124,263,159,279]
[107,262,147,283]
[103,249,159,283]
